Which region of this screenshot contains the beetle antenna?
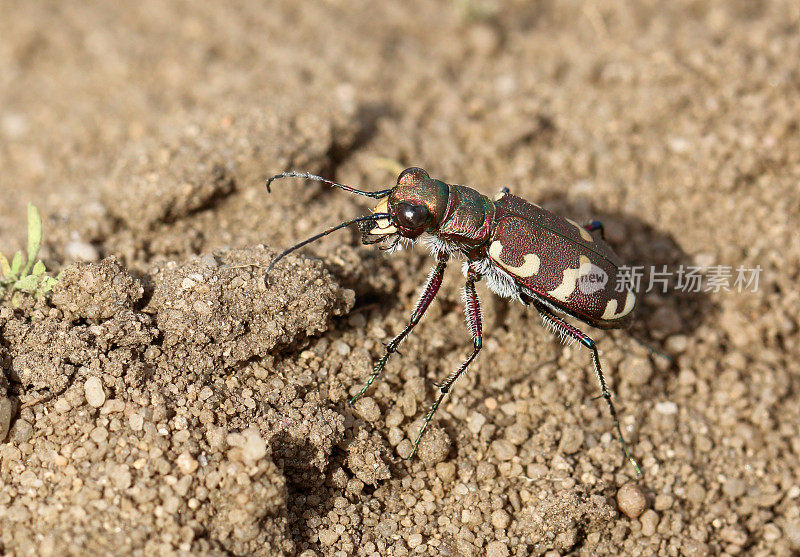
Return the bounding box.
[265,213,391,280]
[266,171,393,199]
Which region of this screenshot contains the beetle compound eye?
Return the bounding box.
[395,203,430,230]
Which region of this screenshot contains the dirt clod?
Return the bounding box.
[52,256,143,320]
[346,430,391,485]
[149,247,354,370]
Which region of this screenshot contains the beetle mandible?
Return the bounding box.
[266,167,641,475]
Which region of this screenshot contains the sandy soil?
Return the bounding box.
[1,1,800,555]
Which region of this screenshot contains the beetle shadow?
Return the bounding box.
[533,191,715,351]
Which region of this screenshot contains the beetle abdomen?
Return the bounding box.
[489,194,635,327]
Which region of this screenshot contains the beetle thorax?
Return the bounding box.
[436,185,493,245]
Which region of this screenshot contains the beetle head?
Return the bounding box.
[365,168,449,242]
[264,167,450,276]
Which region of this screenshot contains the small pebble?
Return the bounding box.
[396,439,413,459]
[101,399,125,414]
[387,427,404,447]
[407,533,423,549]
[89,426,108,444]
[435,461,456,483]
[318,528,338,546]
[722,477,746,498]
[685,483,706,505]
[558,426,584,455]
[491,509,510,529]
[385,408,404,428]
[0,397,13,441]
[719,525,747,546]
[486,541,510,557]
[198,254,218,267]
[787,520,800,550]
[655,401,678,415]
[65,240,99,262]
[617,482,649,519]
[763,523,782,542]
[468,411,487,435]
[505,423,529,445]
[664,334,689,353]
[240,428,266,463]
[176,451,199,475]
[653,493,673,511]
[9,417,33,444]
[129,413,144,431]
[84,377,106,408]
[491,439,517,461]
[640,510,659,537]
[335,340,351,356]
[621,356,654,386]
[681,540,711,556]
[353,397,381,423]
[476,462,497,481]
[418,428,450,465]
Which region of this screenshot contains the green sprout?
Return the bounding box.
[0,203,59,298]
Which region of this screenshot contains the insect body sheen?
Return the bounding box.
[266,167,640,475]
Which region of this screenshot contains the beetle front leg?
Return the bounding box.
[349,253,449,405]
[409,268,483,459]
[533,301,641,477]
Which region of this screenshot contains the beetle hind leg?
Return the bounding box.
[533,301,641,477]
[409,268,483,459]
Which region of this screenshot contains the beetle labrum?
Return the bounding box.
[266,167,641,475]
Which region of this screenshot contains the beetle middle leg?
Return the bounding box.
[532,301,641,476]
[409,268,483,459]
[349,253,449,405]
[583,220,606,239]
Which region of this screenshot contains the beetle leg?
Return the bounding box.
[409,268,483,459]
[583,220,606,240]
[349,253,449,405]
[533,301,641,477]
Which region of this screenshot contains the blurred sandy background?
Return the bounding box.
[1,1,799,555]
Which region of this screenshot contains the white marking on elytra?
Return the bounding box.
[548,255,592,302]
[567,218,593,242]
[488,241,541,278]
[492,190,506,202]
[601,289,636,320]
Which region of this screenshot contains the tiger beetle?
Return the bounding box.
[266,167,641,476]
